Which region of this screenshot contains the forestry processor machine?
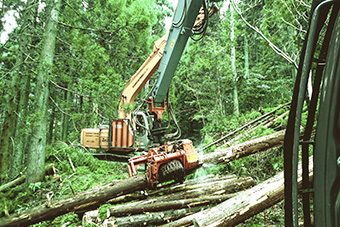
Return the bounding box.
[81,0,220,188]
[284,0,340,226]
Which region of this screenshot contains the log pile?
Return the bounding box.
[163,157,313,227]
[91,155,312,227]
[101,175,255,227]
[0,122,305,226]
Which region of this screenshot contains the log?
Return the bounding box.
[182,174,237,186]
[0,174,148,227]
[148,177,254,200]
[201,129,286,164]
[0,164,56,193]
[264,110,289,128]
[106,175,239,206]
[148,174,238,196]
[162,157,313,227]
[107,192,147,205]
[199,102,290,151]
[105,176,251,218]
[108,194,233,217]
[0,175,26,193]
[105,205,208,227]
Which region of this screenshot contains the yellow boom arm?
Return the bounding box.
[118,33,169,119]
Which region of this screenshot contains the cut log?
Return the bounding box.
[199,102,290,151]
[0,174,148,227]
[107,192,147,205]
[162,157,313,227]
[108,194,233,217]
[148,177,254,200]
[106,205,208,227]
[183,174,237,186]
[264,110,289,128]
[148,174,238,196]
[106,175,238,206]
[105,176,252,217]
[201,129,286,164]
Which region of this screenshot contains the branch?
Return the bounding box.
[50,80,90,98]
[231,0,298,69]
[281,17,307,33]
[49,96,71,117]
[297,0,311,9]
[57,20,113,34]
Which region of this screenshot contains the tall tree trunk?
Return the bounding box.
[0,101,16,183]
[61,89,70,141]
[230,4,239,116]
[0,0,38,182]
[244,34,249,78]
[26,0,61,184]
[10,73,31,178]
[47,106,56,145]
[10,0,37,177]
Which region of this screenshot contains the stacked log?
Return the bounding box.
[0,128,301,226]
[103,176,255,226]
[163,156,313,227]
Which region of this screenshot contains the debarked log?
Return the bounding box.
[105,205,208,227]
[108,194,233,217]
[148,176,253,198]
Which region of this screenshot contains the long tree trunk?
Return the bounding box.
[61,88,70,141]
[108,206,208,227]
[201,129,286,164]
[244,34,249,78]
[108,194,233,217]
[161,157,313,227]
[10,0,38,179]
[0,104,16,183]
[26,0,61,184]
[192,157,313,227]
[230,3,239,116]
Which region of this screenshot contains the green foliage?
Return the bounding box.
[46,142,128,179]
[99,203,113,221]
[33,213,81,227]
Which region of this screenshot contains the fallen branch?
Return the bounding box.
[0,175,26,193]
[0,164,56,193]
